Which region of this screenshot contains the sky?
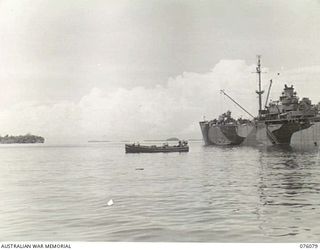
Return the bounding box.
[1,0,320,143]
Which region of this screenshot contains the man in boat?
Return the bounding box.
[178,140,188,147]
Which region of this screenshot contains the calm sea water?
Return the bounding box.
[0,142,320,242]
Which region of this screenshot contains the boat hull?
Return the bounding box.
[125,144,189,153]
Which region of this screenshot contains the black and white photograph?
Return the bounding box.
[0,0,320,247]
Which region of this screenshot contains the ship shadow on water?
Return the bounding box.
[201,144,244,149]
[263,143,319,154]
[199,141,320,241]
[202,142,320,155]
[255,142,320,240]
[265,144,294,152]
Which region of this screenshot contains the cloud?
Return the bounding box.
[0,59,319,143]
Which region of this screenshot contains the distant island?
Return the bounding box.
[143,138,202,142]
[88,140,111,143]
[144,138,179,142]
[166,138,202,141]
[0,134,45,144]
[166,137,180,141]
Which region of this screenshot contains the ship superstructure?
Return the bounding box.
[199,57,320,147]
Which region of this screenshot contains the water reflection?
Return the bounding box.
[1,143,320,242]
[257,146,320,239]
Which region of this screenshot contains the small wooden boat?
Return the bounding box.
[125,141,189,153]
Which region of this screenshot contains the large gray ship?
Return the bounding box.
[199,57,320,148]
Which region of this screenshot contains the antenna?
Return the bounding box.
[255,55,264,118]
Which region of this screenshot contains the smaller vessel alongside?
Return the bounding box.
[125,141,189,153]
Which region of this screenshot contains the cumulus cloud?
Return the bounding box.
[0,59,319,143]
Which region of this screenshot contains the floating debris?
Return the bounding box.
[107,199,114,206]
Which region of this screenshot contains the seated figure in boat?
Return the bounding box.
[177,140,188,147]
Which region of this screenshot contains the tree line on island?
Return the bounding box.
[0,134,45,144]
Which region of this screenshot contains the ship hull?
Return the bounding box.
[200,120,320,147]
[199,121,250,146]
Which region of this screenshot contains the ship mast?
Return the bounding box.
[255,55,264,118]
